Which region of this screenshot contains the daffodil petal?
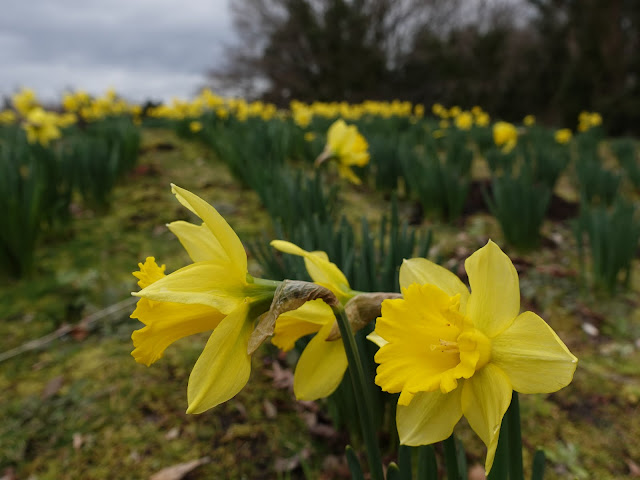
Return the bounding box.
[293,320,348,401]
[272,299,331,351]
[399,258,469,313]
[396,388,463,446]
[337,164,362,184]
[465,241,519,337]
[134,261,246,315]
[327,119,350,152]
[171,184,247,274]
[461,364,512,474]
[187,301,252,413]
[167,220,228,263]
[491,311,578,393]
[270,240,351,299]
[304,253,350,292]
[131,299,224,366]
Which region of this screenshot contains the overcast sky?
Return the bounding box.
[0,0,234,103]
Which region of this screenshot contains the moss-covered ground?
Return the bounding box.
[1,128,639,479]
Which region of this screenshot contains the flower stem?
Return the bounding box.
[443,434,460,480]
[507,392,524,480]
[332,305,384,480]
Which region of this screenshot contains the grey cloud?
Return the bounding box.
[0,0,234,102]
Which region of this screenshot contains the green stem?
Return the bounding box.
[488,414,509,480]
[507,392,524,480]
[443,434,460,480]
[332,305,384,480]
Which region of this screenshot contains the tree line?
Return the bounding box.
[211,0,640,134]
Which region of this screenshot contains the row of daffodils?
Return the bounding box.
[1,87,599,147]
[131,184,578,478]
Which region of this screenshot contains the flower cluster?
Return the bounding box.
[131,185,578,475]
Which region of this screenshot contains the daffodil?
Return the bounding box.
[370,241,577,474]
[317,119,370,185]
[454,111,473,131]
[493,121,518,153]
[523,115,536,127]
[578,111,603,132]
[270,240,355,400]
[189,121,203,133]
[554,128,572,144]
[23,107,62,146]
[475,111,490,127]
[131,184,279,413]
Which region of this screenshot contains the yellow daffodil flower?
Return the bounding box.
[475,111,490,127]
[12,88,39,115]
[493,121,518,153]
[318,119,370,185]
[23,108,62,146]
[270,240,356,400]
[370,241,577,474]
[0,110,16,125]
[523,115,536,127]
[448,106,461,117]
[454,111,473,131]
[189,121,203,133]
[554,128,572,144]
[578,111,603,132]
[131,185,279,413]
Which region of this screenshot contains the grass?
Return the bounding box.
[1,128,639,479]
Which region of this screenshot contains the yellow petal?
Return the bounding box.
[270,240,352,301]
[396,388,463,446]
[186,301,253,413]
[465,241,519,337]
[337,163,362,185]
[133,257,166,289]
[491,311,578,393]
[293,320,348,401]
[131,299,223,366]
[327,119,350,153]
[400,258,469,313]
[272,299,330,351]
[171,184,247,274]
[167,220,228,263]
[374,284,466,395]
[461,364,512,474]
[133,261,247,315]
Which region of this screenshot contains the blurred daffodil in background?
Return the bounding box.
[370,241,577,474]
[316,119,370,184]
[555,128,573,144]
[493,121,518,153]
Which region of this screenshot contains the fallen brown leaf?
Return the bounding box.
[72,432,84,450]
[627,458,640,477]
[149,457,210,480]
[263,399,278,419]
[42,375,64,399]
[274,448,311,473]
